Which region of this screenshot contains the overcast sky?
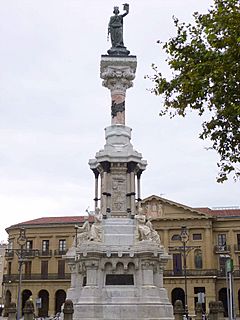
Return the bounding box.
[0,0,239,242]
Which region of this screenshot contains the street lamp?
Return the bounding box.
[16,228,27,320]
[180,226,189,319]
[168,226,200,319]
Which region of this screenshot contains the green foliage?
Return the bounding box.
[150,0,240,182]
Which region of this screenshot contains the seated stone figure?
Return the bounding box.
[146,220,161,245]
[135,207,161,245]
[74,217,90,246]
[89,207,103,242]
[135,207,152,241]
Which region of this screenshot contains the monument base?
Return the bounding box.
[66,219,174,320]
[72,302,173,320]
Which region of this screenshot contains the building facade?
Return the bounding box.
[3,197,240,318]
[3,216,91,317]
[0,242,7,313]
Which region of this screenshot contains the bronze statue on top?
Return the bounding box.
[107,4,130,56]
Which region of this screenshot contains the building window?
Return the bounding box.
[58,260,65,279]
[194,249,203,269]
[26,240,33,251]
[173,253,182,275]
[218,234,227,251]
[7,262,11,275]
[8,241,13,250]
[237,234,240,250]
[171,234,181,241]
[59,239,66,253]
[219,256,228,274]
[25,261,32,279]
[193,233,202,240]
[41,261,48,279]
[42,240,49,252]
[194,287,206,313]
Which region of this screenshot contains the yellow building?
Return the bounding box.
[0,242,7,311]
[3,216,89,317]
[3,196,240,318]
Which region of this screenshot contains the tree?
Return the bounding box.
[150,0,240,182]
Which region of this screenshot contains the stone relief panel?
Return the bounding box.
[143,201,164,219]
[111,175,127,211]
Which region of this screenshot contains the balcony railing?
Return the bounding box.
[38,250,52,257]
[3,273,71,282]
[54,249,67,256]
[234,244,240,252]
[164,268,240,278]
[164,269,218,277]
[5,250,14,258]
[6,249,62,258]
[5,249,39,259]
[24,249,39,257]
[214,244,231,253]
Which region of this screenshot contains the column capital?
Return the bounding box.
[100,55,137,92]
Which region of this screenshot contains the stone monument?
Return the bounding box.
[65,5,174,319]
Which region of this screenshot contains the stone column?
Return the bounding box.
[136,169,143,203]
[163,228,169,249]
[100,55,137,125]
[127,162,137,217]
[101,161,110,217]
[126,171,131,216]
[205,227,213,269]
[93,169,99,210]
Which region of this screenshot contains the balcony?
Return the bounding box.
[54,249,67,256]
[5,249,39,259]
[3,273,71,282]
[234,244,240,252]
[214,244,231,253]
[38,250,52,257]
[24,249,39,258]
[164,268,240,278]
[5,250,14,259]
[164,269,218,277]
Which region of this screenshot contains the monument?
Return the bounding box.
[65,5,174,319]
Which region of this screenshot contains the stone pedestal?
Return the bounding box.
[66,219,174,320]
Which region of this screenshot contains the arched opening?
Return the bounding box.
[38,289,49,317]
[104,262,113,271]
[194,249,203,269]
[218,288,228,317]
[3,290,12,316]
[116,262,124,273]
[55,290,66,315]
[22,289,32,314]
[127,262,135,272]
[171,287,185,308]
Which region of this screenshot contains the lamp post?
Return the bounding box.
[16,228,27,320]
[180,226,189,319]
[169,226,200,319]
